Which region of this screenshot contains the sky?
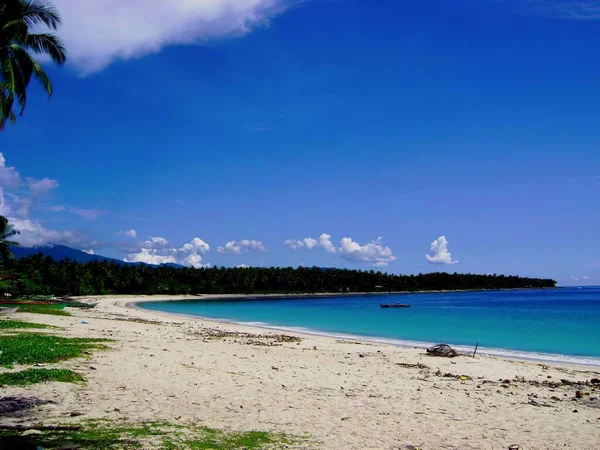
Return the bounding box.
[1,0,599,285]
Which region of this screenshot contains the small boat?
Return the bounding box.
[0,307,19,315]
[380,303,411,308]
[52,298,98,308]
[62,301,98,309]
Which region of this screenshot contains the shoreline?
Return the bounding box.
[4,294,599,449]
[114,286,557,302]
[127,293,600,369]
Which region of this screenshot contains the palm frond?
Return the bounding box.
[20,0,61,30]
[1,58,16,125]
[24,32,66,65]
[10,44,51,99]
[4,240,21,246]
[2,20,28,42]
[7,45,32,115]
[0,1,64,128]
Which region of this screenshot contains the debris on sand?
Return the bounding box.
[0,397,53,417]
[426,344,459,358]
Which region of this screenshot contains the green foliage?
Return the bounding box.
[0,367,83,385]
[0,333,111,367]
[0,215,19,265]
[0,0,67,129]
[0,420,297,449]
[0,318,57,329]
[15,303,71,316]
[2,253,557,297]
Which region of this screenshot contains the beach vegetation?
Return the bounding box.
[1,253,556,297]
[0,419,299,449]
[0,367,83,385]
[14,303,71,315]
[0,216,19,266]
[0,0,67,129]
[0,318,58,329]
[0,333,111,367]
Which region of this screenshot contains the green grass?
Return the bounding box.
[0,420,299,449]
[15,303,71,316]
[0,368,84,386]
[0,319,58,330]
[0,334,111,368]
[169,429,286,449]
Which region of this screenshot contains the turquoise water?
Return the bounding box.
[140,287,600,365]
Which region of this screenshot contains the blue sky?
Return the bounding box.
[1,0,599,285]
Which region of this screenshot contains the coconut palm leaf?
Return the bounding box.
[24,32,66,64]
[17,0,61,29]
[0,0,65,129]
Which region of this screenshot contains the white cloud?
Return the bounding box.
[285,233,396,267]
[26,177,59,196]
[425,236,458,265]
[125,236,211,268]
[218,239,267,254]
[237,264,250,268]
[83,249,95,255]
[118,229,137,238]
[10,217,79,247]
[338,237,397,267]
[50,0,302,73]
[0,154,21,188]
[284,233,336,253]
[318,233,336,253]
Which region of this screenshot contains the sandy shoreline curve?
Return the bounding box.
[3,294,599,449]
[127,293,600,368]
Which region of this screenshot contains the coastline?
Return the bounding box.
[4,294,599,449]
[116,286,557,303]
[129,293,600,368]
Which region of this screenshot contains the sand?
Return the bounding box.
[2,294,599,449]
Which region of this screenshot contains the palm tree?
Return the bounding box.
[0,215,19,266]
[0,0,66,129]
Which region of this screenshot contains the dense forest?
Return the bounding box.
[0,254,556,297]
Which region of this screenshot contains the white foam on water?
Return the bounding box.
[230,321,600,367]
[138,304,600,367]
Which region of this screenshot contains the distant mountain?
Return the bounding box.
[10,244,125,265]
[9,244,184,268]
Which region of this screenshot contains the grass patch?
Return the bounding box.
[0,420,299,449]
[0,334,111,368]
[0,319,58,330]
[0,368,84,386]
[169,429,288,449]
[15,304,71,316]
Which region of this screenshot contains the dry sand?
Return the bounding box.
[2,295,599,449]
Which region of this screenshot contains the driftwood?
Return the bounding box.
[426,344,459,358]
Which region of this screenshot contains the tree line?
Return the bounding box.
[0,254,556,297]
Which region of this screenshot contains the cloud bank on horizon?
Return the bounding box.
[124,236,211,268]
[218,240,268,254]
[284,234,397,267]
[50,0,303,73]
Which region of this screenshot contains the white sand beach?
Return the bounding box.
[3,295,600,449]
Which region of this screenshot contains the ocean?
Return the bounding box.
[139,286,600,366]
